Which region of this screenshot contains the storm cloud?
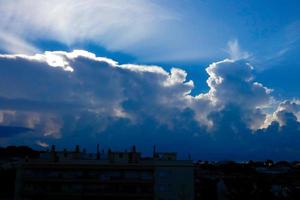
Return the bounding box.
[0,50,299,160]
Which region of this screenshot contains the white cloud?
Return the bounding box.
[0,50,300,160]
[0,50,276,134]
[274,100,300,125]
[0,31,39,54]
[226,39,250,60]
[203,59,270,107]
[0,0,242,62]
[0,50,194,139]
[36,140,49,148]
[0,0,175,54]
[193,59,271,130]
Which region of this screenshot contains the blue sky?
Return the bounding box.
[0,0,300,160]
[1,0,299,96]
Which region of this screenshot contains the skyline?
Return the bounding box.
[0,0,300,160]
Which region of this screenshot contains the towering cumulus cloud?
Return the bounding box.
[0,50,299,160]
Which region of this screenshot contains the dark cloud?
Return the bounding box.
[0,125,32,137]
[0,50,299,160]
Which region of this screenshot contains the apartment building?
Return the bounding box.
[15,145,194,200]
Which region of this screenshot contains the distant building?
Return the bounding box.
[15,145,194,200]
[194,160,300,200]
[2,145,300,199]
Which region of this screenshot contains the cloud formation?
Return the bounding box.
[0,50,299,160]
[0,0,175,55]
[0,0,247,62]
[226,40,250,60]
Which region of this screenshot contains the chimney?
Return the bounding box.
[153,145,156,158]
[132,145,136,153]
[75,145,80,159]
[50,145,57,162]
[63,148,68,158]
[188,153,192,161]
[131,145,137,163]
[108,148,112,162]
[51,145,56,152]
[75,145,80,153]
[96,144,100,160]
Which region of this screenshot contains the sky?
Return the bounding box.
[0,0,300,160]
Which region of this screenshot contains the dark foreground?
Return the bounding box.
[1,146,300,200]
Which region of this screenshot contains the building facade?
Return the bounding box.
[15,145,194,200]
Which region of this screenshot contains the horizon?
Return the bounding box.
[2,144,300,163]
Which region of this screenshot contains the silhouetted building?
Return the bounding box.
[14,145,194,200]
[0,146,39,200]
[194,160,300,200]
[3,145,300,200]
